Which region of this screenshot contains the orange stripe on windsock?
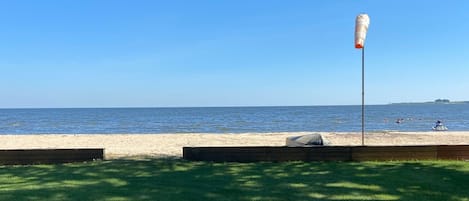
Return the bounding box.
[355,14,370,49]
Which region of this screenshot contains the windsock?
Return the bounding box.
[355,14,370,49]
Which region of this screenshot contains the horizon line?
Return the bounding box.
[0,103,410,109]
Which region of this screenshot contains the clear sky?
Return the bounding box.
[1,0,468,108]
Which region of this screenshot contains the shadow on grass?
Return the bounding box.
[0,159,468,201]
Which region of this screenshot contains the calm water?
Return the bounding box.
[1,105,469,134]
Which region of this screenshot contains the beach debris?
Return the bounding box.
[286,133,330,147]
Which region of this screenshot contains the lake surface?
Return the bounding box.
[1,104,468,134]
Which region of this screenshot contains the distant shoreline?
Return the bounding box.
[2,102,469,110]
[389,102,469,105]
[389,99,469,105]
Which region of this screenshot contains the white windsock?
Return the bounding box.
[355,14,370,49]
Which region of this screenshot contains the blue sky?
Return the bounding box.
[1,0,468,108]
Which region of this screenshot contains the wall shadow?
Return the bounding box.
[0,159,468,201]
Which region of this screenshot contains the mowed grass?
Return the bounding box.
[1,159,468,201]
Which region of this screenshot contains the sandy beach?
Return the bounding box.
[1,132,469,159]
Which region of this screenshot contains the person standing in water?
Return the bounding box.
[433,120,448,131]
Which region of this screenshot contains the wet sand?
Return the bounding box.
[1,131,468,159]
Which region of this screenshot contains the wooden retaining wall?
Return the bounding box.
[0,149,104,165]
[183,145,469,162]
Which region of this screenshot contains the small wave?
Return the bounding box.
[10,123,21,127]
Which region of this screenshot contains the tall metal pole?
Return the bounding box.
[361,46,365,146]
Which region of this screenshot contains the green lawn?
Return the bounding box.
[1,159,468,201]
